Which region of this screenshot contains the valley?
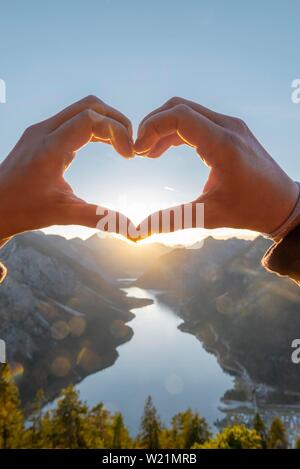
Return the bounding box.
[2,230,300,433]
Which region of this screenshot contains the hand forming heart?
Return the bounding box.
[134,97,298,239]
[0,96,134,243]
[0,95,298,245]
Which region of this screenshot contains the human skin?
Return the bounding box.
[0,95,298,246]
[134,97,299,236]
[0,95,134,245]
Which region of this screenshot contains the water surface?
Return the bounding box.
[76,287,234,433]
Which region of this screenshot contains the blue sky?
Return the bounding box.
[0,0,299,242]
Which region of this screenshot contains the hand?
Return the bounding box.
[0,95,134,242]
[135,97,299,236]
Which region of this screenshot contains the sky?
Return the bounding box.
[0,0,299,244]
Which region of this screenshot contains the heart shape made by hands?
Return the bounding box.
[1,95,294,246]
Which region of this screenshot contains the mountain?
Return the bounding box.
[0,231,152,405]
[136,236,251,292]
[136,236,300,401]
[83,234,173,279]
[3,230,300,408]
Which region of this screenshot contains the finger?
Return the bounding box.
[146,134,182,158]
[47,109,134,158]
[57,202,138,242]
[135,201,205,239]
[139,97,228,131]
[135,104,225,166]
[43,95,133,138]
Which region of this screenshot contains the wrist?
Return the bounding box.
[265,181,300,242]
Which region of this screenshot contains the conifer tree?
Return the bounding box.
[267,417,288,449]
[164,409,211,448]
[0,364,24,448]
[111,412,131,449]
[295,436,300,449]
[137,396,162,449]
[25,389,45,448]
[252,412,267,448]
[88,403,111,448]
[49,385,95,448]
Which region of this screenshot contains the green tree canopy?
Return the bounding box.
[267,417,288,449]
[193,424,263,449]
[0,364,24,449]
[47,385,102,448]
[111,412,132,449]
[295,436,300,449]
[162,409,211,449]
[252,412,267,448]
[137,396,162,449]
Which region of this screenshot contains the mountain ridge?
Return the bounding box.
[0,231,153,405]
[135,235,300,401]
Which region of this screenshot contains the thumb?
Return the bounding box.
[56,199,137,241]
[136,202,205,240]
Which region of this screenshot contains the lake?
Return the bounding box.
[75,286,234,434]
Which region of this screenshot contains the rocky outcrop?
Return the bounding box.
[0,231,151,405]
[136,236,300,400]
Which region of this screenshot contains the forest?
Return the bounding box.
[0,364,296,450]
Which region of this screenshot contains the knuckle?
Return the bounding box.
[230,117,248,132]
[83,94,102,107]
[22,123,40,138]
[166,96,183,107]
[173,103,191,115]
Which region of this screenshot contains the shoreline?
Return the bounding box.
[23,293,153,416]
[156,290,300,408]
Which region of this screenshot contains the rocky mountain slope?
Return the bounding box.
[0,231,153,405]
[136,236,300,400]
[3,230,300,407]
[136,236,251,292]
